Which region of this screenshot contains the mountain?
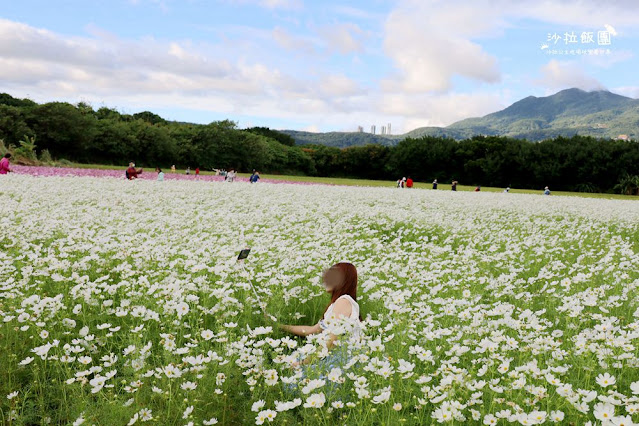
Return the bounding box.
[441,88,639,140]
[283,88,639,147]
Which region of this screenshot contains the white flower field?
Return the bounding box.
[1,174,639,425]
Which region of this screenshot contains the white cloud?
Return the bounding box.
[260,0,301,9]
[510,1,639,28]
[535,59,605,91]
[380,92,506,128]
[318,74,365,97]
[302,124,320,133]
[333,5,381,21]
[223,0,302,10]
[583,49,635,69]
[382,0,501,93]
[0,18,375,127]
[612,86,639,99]
[128,0,169,13]
[272,27,315,53]
[382,0,639,95]
[318,23,365,55]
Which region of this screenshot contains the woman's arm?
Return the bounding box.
[280,298,352,339]
[279,323,322,337]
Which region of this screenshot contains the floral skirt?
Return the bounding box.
[284,346,351,397]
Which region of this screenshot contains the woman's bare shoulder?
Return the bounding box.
[332,298,352,316]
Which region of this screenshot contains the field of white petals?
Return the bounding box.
[1,174,639,426]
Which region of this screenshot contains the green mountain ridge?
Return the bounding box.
[282,88,639,147]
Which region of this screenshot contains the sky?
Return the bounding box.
[1,0,638,134]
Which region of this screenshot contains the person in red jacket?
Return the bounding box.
[406,177,413,188]
[195,167,200,177]
[126,162,143,179]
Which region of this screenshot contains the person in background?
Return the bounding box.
[474,185,481,192]
[170,165,176,173]
[0,153,12,174]
[451,180,458,191]
[195,167,200,177]
[186,167,190,175]
[250,171,260,183]
[396,178,402,188]
[544,186,551,195]
[227,169,236,182]
[504,187,510,193]
[157,168,164,181]
[126,162,143,180]
[406,177,414,188]
[432,179,438,190]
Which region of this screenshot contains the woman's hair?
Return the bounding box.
[323,262,361,320]
[3,153,11,158]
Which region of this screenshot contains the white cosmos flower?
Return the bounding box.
[255,409,276,424]
[251,400,265,412]
[550,411,564,422]
[301,379,325,395]
[596,373,616,387]
[372,387,391,404]
[303,393,326,408]
[19,357,34,366]
[594,403,615,422]
[180,381,197,391]
[182,405,193,419]
[163,364,181,378]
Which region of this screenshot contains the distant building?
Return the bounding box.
[357,126,363,133]
[381,126,386,135]
[387,123,392,135]
[371,125,376,134]
[616,134,630,141]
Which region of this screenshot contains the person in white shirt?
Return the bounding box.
[279,263,361,368]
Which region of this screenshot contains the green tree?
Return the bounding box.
[27,102,97,161]
[245,127,295,147]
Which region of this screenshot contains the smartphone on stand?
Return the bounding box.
[236,248,277,322]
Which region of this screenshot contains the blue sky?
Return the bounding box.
[1,0,638,133]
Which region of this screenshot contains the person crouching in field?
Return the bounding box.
[279,262,362,371]
[0,153,12,174]
[126,162,143,180]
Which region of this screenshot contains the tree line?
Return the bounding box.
[0,93,638,194]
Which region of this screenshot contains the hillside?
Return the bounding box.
[280,130,400,147]
[284,89,639,147]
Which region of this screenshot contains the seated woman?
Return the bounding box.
[126,162,143,180]
[279,262,362,369]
